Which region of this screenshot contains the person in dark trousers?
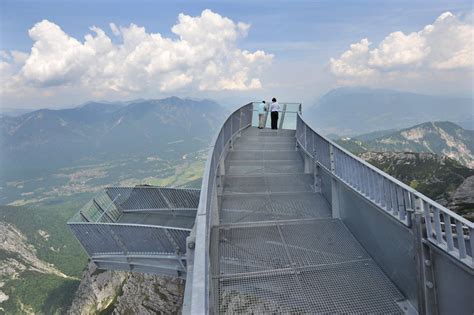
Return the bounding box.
[258,100,267,129]
[270,98,281,129]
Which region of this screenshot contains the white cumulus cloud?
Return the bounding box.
[329,11,473,86]
[2,9,273,103]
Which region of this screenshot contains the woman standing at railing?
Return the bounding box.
[270,97,280,130]
[258,100,267,129]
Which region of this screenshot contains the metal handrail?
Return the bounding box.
[186,102,473,315]
[69,221,193,231]
[189,102,253,313]
[95,195,120,222]
[296,112,474,268]
[296,113,473,227]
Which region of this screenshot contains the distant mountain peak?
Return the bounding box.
[351,121,474,168]
[1,97,227,171]
[308,87,473,135]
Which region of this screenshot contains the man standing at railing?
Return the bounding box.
[258,100,267,129]
[270,98,281,129]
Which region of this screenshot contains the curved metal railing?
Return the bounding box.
[187,103,253,313]
[185,102,473,314]
[295,113,474,269]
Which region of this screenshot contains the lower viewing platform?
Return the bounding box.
[68,186,199,277]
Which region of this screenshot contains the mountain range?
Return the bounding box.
[1,91,473,313]
[0,97,227,176]
[336,121,474,168]
[307,87,473,135]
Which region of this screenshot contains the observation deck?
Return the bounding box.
[69,103,474,314]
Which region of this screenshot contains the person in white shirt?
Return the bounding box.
[270,98,280,130]
[257,100,267,129]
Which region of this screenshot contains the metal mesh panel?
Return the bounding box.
[212,125,407,314]
[331,147,413,226]
[217,272,307,314]
[220,192,331,224]
[280,220,369,267]
[77,191,121,223]
[217,225,292,275]
[313,131,331,170]
[296,116,331,170]
[227,150,302,161]
[233,142,295,151]
[213,221,405,314]
[69,224,123,255]
[226,160,303,176]
[237,136,296,144]
[221,194,271,224]
[118,212,195,228]
[70,223,190,256]
[297,261,405,314]
[223,174,313,194]
[106,187,200,211]
[270,193,331,219]
[232,112,241,135]
[240,127,296,138]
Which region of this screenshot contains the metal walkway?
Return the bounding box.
[212,127,409,314]
[69,102,474,314]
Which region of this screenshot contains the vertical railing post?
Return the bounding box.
[238,108,243,137]
[413,196,427,315]
[413,196,438,315]
[216,158,225,197]
[279,103,287,129]
[304,123,307,149]
[229,113,233,150]
[314,163,321,193]
[329,144,340,218]
[329,144,335,174]
[470,227,474,266]
[264,104,269,129]
[211,176,219,227]
[303,124,312,173]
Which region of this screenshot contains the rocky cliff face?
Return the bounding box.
[0,222,71,280]
[0,221,76,311]
[68,262,184,314]
[363,122,474,168]
[67,263,127,315]
[337,121,474,168]
[449,175,474,220]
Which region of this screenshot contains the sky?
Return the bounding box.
[0,0,473,109]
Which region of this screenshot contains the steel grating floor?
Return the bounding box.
[212,127,407,314]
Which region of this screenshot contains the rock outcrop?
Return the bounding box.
[68,262,127,315]
[0,222,72,279]
[68,262,184,314]
[113,271,183,314]
[449,175,474,220]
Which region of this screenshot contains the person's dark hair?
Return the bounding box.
[262,100,266,103]
[272,98,277,102]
